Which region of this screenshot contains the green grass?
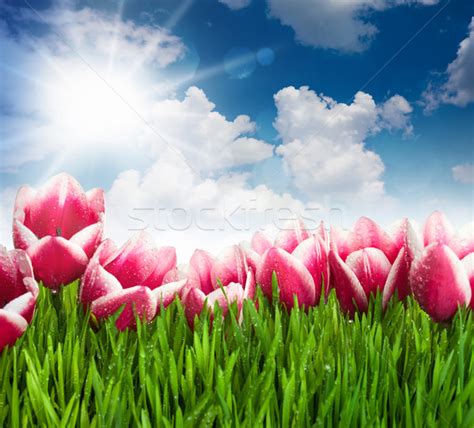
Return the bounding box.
[1,282,473,427]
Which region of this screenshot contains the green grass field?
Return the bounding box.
[1,282,473,427]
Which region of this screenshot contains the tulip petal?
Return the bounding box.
[0,250,37,308]
[330,226,351,262]
[70,222,103,258]
[12,186,36,239]
[390,218,406,250]
[96,239,118,265]
[256,247,316,308]
[410,244,471,322]
[0,246,18,306]
[292,235,328,301]
[162,267,186,284]
[243,269,256,301]
[12,220,38,251]
[152,279,187,310]
[211,246,248,289]
[86,188,105,223]
[91,286,157,331]
[185,266,203,292]
[13,185,36,222]
[251,231,273,255]
[27,236,88,289]
[182,286,206,327]
[382,220,421,307]
[348,217,398,263]
[328,250,368,315]
[317,221,330,253]
[142,246,177,290]
[274,219,310,253]
[382,247,411,308]
[423,211,454,247]
[25,173,91,239]
[79,239,117,304]
[104,232,159,289]
[3,291,37,323]
[461,253,474,310]
[206,283,244,316]
[405,220,423,260]
[345,248,391,297]
[0,309,28,351]
[189,249,215,294]
[240,244,260,273]
[23,277,39,298]
[80,252,122,306]
[451,222,474,260]
[11,249,34,279]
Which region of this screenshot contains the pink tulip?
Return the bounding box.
[292,234,329,298]
[331,217,399,264]
[463,254,474,310]
[251,231,273,256]
[79,233,184,330]
[182,246,256,327]
[329,217,419,314]
[256,247,316,308]
[409,212,474,320]
[328,250,368,315]
[423,211,474,260]
[274,219,310,253]
[210,245,258,290]
[250,220,330,308]
[0,247,39,351]
[381,218,422,305]
[316,220,330,251]
[423,211,454,247]
[251,219,329,255]
[13,173,105,289]
[189,249,215,294]
[409,244,471,321]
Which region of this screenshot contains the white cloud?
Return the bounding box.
[422,17,474,112]
[218,0,251,10]
[273,86,413,202]
[452,164,474,184]
[267,0,438,52]
[377,94,413,135]
[14,6,186,69]
[146,87,274,171]
[0,187,16,247]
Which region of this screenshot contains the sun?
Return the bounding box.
[38,60,151,146]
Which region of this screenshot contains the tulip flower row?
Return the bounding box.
[1,173,473,351]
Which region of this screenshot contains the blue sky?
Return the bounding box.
[0,0,473,256]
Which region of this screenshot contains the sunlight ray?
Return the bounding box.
[37,151,70,186]
[0,63,56,93]
[127,0,193,76]
[166,49,257,90]
[165,0,194,30]
[106,0,126,78]
[30,42,75,86]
